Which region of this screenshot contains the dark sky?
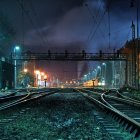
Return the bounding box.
[0,0,138,53]
[0,0,139,81]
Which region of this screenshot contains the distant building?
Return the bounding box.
[119,39,140,87]
[0,57,14,89]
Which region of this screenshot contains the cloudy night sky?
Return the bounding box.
[0,0,139,81]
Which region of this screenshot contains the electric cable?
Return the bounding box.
[16,0,45,48]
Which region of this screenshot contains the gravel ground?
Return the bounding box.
[122,90,140,100]
[0,92,112,140]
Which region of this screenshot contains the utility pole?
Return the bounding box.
[131,21,136,87]
[136,0,139,89]
[131,0,139,89]
[131,21,135,39]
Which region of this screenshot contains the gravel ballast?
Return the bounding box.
[0,92,115,139]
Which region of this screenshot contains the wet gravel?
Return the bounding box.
[0,92,112,140]
[121,91,140,101]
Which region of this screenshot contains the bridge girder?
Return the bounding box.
[11,52,127,61]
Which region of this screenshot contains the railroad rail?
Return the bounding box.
[76,88,140,138]
[0,89,23,98]
[0,88,47,104]
[101,92,140,133]
[0,89,59,111]
[116,89,140,104]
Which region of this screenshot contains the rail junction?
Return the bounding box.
[0,88,140,139]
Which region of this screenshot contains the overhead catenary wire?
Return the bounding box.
[28,0,51,47]
[16,0,46,48]
[107,1,111,49]
[85,0,107,43]
[85,1,100,42]
[117,28,131,48]
[88,10,107,44]
[21,0,24,47]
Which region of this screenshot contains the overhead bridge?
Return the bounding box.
[12,52,127,61]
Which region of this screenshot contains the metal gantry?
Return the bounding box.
[11,52,127,61]
[11,51,128,87]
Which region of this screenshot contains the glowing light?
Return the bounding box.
[101,82,105,86]
[98,82,101,86]
[15,46,20,50]
[97,66,101,69]
[44,75,47,79]
[41,72,44,76]
[38,75,41,80]
[24,69,28,73]
[34,70,40,75]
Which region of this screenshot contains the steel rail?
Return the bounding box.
[0,89,51,103]
[0,90,31,110]
[76,89,140,138]
[116,89,140,104]
[0,90,59,111]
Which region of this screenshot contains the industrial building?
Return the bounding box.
[0,57,14,89]
[119,39,140,88]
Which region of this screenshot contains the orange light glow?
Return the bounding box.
[41,72,44,76]
[44,75,47,79]
[34,70,40,75]
[83,79,98,87]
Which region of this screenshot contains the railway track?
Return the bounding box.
[0,90,113,139]
[76,88,140,139]
[0,89,23,98]
[0,88,59,111]
[116,89,140,103]
[0,89,60,131]
[0,89,32,107]
[1,88,140,139]
[101,91,140,134]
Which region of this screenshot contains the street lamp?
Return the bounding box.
[44,75,47,79]
[15,46,20,51]
[34,70,40,87]
[84,74,87,82]
[40,72,46,87]
[24,68,28,73]
[41,72,44,76]
[97,66,101,77]
[94,69,97,79]
[102,63,106,84]
[14,45,20,88]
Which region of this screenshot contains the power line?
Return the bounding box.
[28,0,51,47]
[118,28,131,48]
[107,2,111,49]
[85,1,106,43]
[16,0,45,48]
[21,0,24,47]
[88,10,107,43]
